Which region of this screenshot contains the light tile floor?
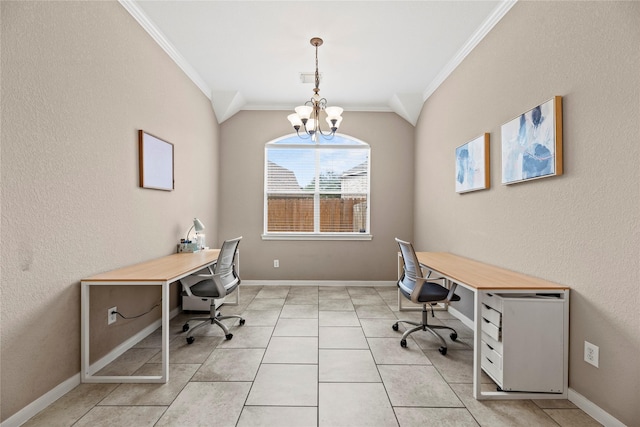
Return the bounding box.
[24,285,602,427]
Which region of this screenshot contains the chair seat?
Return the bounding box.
[398,280,460,303]
[188,278,239,298]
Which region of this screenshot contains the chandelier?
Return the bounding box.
[287,37,343,140]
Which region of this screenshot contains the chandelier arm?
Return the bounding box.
[316,127,337,138]
[295,128,312,139]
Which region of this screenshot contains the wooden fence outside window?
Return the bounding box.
[267,197,367,232]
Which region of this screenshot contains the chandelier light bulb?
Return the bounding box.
[326,115,342,129]
[306,118,317,133]
[295,105,313,120]
[324,106,343,121]
[287,113,302,127]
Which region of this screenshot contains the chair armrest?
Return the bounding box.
[210,272,229,298]
[409,276,431,304]
[409,276,456,304]
[445,282,458,301]
[180,270,213,297]
[181,281,194,297]
[423,268,445,282]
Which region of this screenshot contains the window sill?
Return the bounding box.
[261,233,373,241]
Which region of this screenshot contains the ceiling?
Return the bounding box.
[122,1,514,125]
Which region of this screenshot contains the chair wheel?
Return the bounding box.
[182,324,189,332]
[392,323,399,331]
[186,336,195,345]
[239,318,245,326]
[225,333,233,340]
[439,346,447,355]
[450,332,457,341]
[400,339,407,348]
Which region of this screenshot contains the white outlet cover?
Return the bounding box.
[108,307,117,325]
[584,341,599,368]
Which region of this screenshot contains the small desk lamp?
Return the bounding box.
[186,218,205,242]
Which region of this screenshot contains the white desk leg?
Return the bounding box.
[80,282,89,382]
[161,281,170,382]
[80,279,179,383]
[473,288,482,399]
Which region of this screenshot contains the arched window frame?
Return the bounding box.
[263,133,371,241]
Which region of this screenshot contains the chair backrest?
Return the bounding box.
[395,238,421,293]
[214,236,242,292]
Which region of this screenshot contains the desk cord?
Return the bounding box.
[111,299,162,320]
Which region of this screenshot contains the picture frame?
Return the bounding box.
[139,130,174,191]
[455,133,490,193]
[501,96,563,185]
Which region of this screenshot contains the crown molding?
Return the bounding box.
[211,90,246,123]
[118,0,211,99]
[422,0,517,101]
[389,93,424,126]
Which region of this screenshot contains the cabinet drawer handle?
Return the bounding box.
[485,357,494,364]
[486,343,494,351]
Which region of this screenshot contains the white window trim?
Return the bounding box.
[261,232,373,241]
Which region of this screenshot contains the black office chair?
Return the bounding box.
[393,238,460,355]
[181,236,244,343]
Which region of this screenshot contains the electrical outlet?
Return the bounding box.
[108,307,117,325]
[273,259,279,268]
[584,341,599,368]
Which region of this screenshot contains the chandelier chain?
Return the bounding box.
[315,43,320,94]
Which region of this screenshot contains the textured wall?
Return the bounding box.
[414,2,639,424]
[219,110,414,281]
[1,1,219,421]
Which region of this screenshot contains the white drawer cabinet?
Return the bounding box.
[480,292,565,393]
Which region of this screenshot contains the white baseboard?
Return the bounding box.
[1,307,181,427]
[0,373,80,427]
[568,388,627,427]
[447,305,474,330]
[241,280,395,287]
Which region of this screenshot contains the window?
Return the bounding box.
[264,134,371,240]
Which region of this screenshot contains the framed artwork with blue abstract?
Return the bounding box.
[455,133,490,193]
[501,96,563,185]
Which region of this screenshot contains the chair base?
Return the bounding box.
[183,306,244,343]
[393,303,457,355]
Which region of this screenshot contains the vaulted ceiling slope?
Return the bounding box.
[121,1,515,125]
